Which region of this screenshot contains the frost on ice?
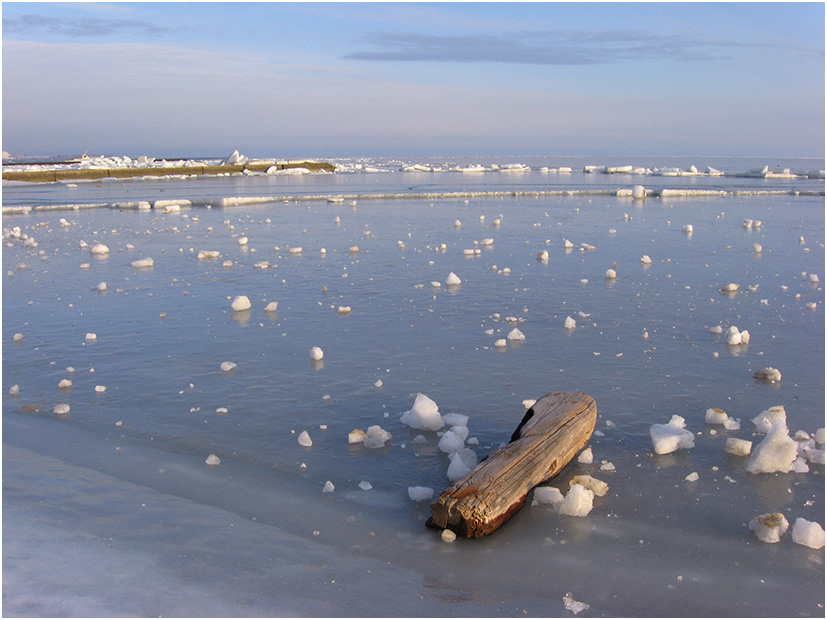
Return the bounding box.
[400,393,444,431]
[749,513,789,543]
[649,415,695,455]
[746,421,797,474]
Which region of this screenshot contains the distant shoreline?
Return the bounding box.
[1,160,335,183]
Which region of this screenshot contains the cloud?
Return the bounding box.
[346,30,822,65]
[3,13,169,38]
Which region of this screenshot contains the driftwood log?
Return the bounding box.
[428,391,596,538]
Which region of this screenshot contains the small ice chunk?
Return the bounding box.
[534,486,564,506]
[640,255,652,264]
[58,379,72,389]
[220,361,237,372]
[447,448,477,481]
[577,446,593,464]
[605,268,617,279]
[205,454,221,466]
[709,325,723,334]
[337,306,351,315]
[358,480,373,491]
[752,405,786,434]
[754,367,781,383]
[131,257,154,268]
[374,379,383,388]
[310,346,324,360]
[564,316,576,330]
[438,429,465,454]
[792,518,825,549]
[739,330,750,344]
[322,481,335,493]
[95,385,106,393]
[537,250,549,261]
[264,301,279,312]
[231,295,251,312]
[723,417,741,431]
[363,425,392,449]
[569,474,608,496]
[816,428,825,445]
[557,484,594,517]
[408,486,434,502]
[9,384,20,396]
[85,333,97,341]
[442,413,469,426]
[297,430,313,447]
[726,330,742,345]
[650,415,694,454]
[746,421,797,474]
[54,404,70,415]
[348,429,367,444]
[90,243,109,255]
[97,282,107,292]
[682,224,693,233]
[725,438,752,456]
[507,327,525,341]
[809,273,820,283]
[749,513,789,543]
[685,472,699,482]
[441,529,457,542]
[494,339,507,347]
[632,185,646,199]
[400,393,444,431]
[197,250,221,260]
[705,407,729,425]
[753,243,762,253]
[720,282,739,293]
[563,594,590,615]
[445,271,461,286]
[411,434,428,445]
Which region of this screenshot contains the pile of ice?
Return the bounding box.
[533,474,608,517]
[650,415,695,454]
[742,406,824,473]
[348,425,392,449]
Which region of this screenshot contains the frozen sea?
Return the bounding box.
[3,156,825,617]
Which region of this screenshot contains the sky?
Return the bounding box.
[2,2,824,159]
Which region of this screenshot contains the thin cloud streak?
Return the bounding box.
[347,30,823,65]
[3,13,169,38]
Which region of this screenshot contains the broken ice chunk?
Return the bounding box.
[231,295,251,312]
[90,243,109,255]
[438,429,465,454]
[131,257,154,268]
[563,594,590,615]
[323,481,335,493]
[749,512,789,543]
[577,446,593,464]
[220,361,237,372]
[400,393,444,431]
[557,483,594,517]
[725,438,752,456]
[507,328,525,341]
[407,486,434,502]
[264,301,278,312]
[650,415,695,455]
[53,404,70,415]
[205,454,221,466]
[791,518,825,549]
[534,486,564,507]
[358,480,373,491]
[564,316,576,330]
[685,472,699,482]
[569,474,608,496]
[310,346,324,360]
[705,408,729,424]
[348,429,367,444]
[441,529,457,542]
[752,406,786,434]
[445,272,461,286]
[442,413,469,426]
[363,425,392,449]
[447,449,477,481]
[754,367,782,383]
[297,430,313,447]
[746,421,797,474]
[640,255,652,264]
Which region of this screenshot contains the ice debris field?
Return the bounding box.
[2,155,824,616]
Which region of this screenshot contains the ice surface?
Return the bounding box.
[749,513,789,543]
[650,415,695,454]
[400,393,444,431]
[791,518,825,549]
[746,421,797,474]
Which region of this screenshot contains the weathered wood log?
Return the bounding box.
[428,391,596,538]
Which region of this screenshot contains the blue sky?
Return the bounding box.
[2,2,824,158]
